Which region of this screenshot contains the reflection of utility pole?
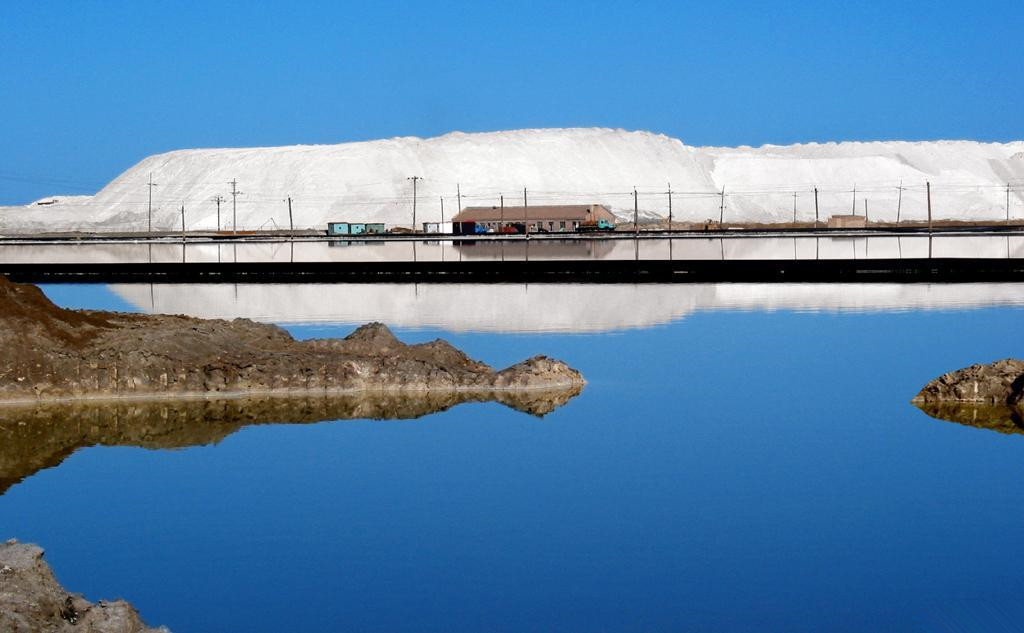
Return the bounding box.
[229,179,242,234]
[407,176,422,231]
[213,195,224,232]
[147,173,158,233]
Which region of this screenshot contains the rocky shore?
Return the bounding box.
[0,276,583,402]
[912,359,1024,433]
[0,539,164,632]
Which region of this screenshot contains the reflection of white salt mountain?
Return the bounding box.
[2,234,1023,264]
[3,128,1022,231]
[110,283,1024,333]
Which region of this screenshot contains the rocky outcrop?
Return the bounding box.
[912,359,1024,433]
[0,276,584,402]
[0,387,582,495]
[0,539,165,633]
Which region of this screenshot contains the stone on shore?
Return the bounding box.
[0,539,165,633]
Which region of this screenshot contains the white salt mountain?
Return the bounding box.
[2,128,1023,232]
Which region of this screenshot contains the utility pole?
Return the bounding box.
[147,173,158,234]
[864,199,868,224]
[814,187,819,227]
[719,187,726,225]
[407,176,422,231]
[896,180,904,226]
[500,194,504,227]
[667,182,673,230]
[633,187,639,235]
[212,195,224,232]
[180,203,186,240]
[229,179,242,234]
[927,181,932,232]
[792,192,797,224]
[523,187,529,235]
[440,196,444,225]
[1008,183,1012,224]
[852,184,857,215]
[287,196,293,233]
[456,183,462,214]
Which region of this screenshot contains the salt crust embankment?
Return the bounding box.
[2,128,1022,231]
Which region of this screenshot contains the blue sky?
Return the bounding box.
[1,0,1022,205]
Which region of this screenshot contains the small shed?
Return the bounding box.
[327,222,350,236]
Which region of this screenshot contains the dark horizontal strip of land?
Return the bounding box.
[4,258,1024,284]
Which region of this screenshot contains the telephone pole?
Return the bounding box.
[500,194,504,226]
[440,196,445,224]
[180,204,186,240]
[926,181,933,232]
[896,181,904,226]
[456,183,462,213]
[852,184,857,215]
[633,187,639,235]
[286,196,294,233]
[667,182,673,229]
[147,173,158,233]
[792,192,798,224]
[864,199,868,223]
[523,187,529,235]
[212,195,224,232]
[719,187,726,225]
[407,176,422,231]
[229,179,242,234]
[814,187,819,227]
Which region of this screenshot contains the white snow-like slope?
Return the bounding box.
[3,128,1023,232]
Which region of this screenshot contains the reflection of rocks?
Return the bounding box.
[0,386,582,495]
[0,276,583,401]
[912,359,1024,433]
[0,539,164,633]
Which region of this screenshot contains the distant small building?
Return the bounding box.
[451,204,616,233]
[827,214,867,229]
[327,222,385,236]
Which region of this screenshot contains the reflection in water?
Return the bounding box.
[914,401,1024,436]
[110,282,1024,333]
[2,234,1023,264]
[0,387,581,495]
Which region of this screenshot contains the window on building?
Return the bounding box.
[559,221,566,230]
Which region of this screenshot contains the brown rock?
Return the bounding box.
[0,277,585,402]
[0,540,165,633]
[912,359,1024,433]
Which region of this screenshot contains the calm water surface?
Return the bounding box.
[3,283,1024,632]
